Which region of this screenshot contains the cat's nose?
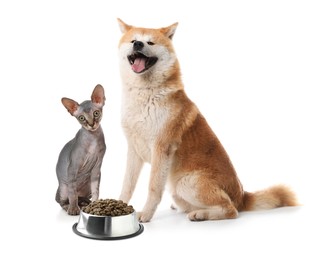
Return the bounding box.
[87,119,95,127]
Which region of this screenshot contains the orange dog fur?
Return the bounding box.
[117,18,298,222]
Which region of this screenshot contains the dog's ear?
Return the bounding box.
[117,18,132,33]
[160,22,178,40]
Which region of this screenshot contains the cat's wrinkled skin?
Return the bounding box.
[55,84,106,215]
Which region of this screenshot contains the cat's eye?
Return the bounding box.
[131,40,135,43]
[78,115,85,122]
[93,110,101,118]
[147,41,155,45]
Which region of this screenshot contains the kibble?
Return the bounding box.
[82,199,135,216]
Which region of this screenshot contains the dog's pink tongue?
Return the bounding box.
[132,58,145,73]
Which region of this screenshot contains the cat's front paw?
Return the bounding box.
[136,211,153,223]
[67,205,80,215]
[78,197,91,207]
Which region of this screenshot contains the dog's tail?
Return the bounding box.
[241,184,299,211]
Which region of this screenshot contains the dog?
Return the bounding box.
[117,18,298,222]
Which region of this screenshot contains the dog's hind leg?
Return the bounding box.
[175,174,238,221]
[187,203,238,221]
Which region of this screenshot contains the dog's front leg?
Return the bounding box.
[119,144,144,203]
[138,142,177,222]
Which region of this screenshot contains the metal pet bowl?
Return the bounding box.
[72,210,144,240]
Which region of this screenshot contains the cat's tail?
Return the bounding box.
[241,184,299,211]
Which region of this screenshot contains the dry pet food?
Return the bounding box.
[82,199,135,216]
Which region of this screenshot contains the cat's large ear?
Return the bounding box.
[91,84,105,107]
[61,98,79,116]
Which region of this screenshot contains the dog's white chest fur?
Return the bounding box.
[121,87,170,162]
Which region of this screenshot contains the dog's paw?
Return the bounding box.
[136,211,153,223]
[187,210,207,221]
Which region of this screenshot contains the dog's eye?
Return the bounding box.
[147,41,155,45]
[131,40,135,43]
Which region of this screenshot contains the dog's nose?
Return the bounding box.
[133,41,144,51]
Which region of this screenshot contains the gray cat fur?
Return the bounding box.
[55,84,106,215]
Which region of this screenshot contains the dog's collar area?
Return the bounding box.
[128,52,158,73]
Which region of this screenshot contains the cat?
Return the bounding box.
[55,84,106,215]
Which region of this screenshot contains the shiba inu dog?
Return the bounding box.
[117,18,298,222]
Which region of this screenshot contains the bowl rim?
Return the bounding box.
[79,210,137,218]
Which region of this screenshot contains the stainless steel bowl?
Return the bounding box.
[72,211,144,240]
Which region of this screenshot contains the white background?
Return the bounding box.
[1,0,313,259]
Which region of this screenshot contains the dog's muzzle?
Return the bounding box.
[127,41,158,73]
